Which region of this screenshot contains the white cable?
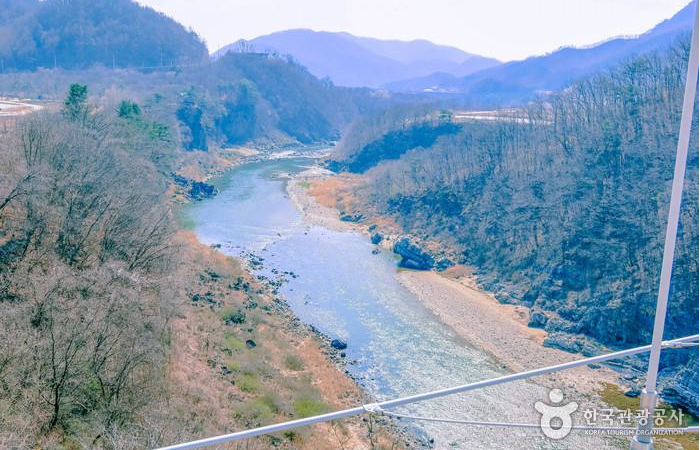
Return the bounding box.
[664,342,699,348]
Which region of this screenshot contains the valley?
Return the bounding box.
[0,0,697,449]
[185,156,623,449]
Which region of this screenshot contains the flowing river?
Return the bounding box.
[186,157,620,450]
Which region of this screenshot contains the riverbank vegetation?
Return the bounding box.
[0,85,176,446]
[328,40,699,414]
[0,86,402,449]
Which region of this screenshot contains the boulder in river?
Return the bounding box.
[331,339,347,350]
[393,237,434,270]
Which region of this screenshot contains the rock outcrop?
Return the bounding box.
[170,173,218,201]
[189,181,217,200]
[543,332,602,357]
[392,237,434,270]
[435,258,455,272]
[659,357,699,414]
[528,308,549,328]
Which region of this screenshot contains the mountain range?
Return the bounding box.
[0,0,693,107]
[213,2,694,103]
[212,30,501,88]
[385,1,696,101]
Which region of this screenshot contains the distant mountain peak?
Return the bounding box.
[213,29,500,88]
[385,1,695,100]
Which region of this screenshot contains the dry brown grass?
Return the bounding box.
[307,173,360,210]
[176,149,239,182]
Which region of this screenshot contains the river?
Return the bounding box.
[186,157,619,450]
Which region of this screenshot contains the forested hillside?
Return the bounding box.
[0,84,400,449]
[0,0,402,149]
[0,85,180,445]
[0,0,207,71]
[190,52,379,145]
[0,51,389,149]
[332,41,699,411]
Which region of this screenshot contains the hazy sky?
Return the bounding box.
[135,0,691,61]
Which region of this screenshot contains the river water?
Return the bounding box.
[186,157,619,450]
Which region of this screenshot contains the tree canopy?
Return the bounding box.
[0,0,207,71]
